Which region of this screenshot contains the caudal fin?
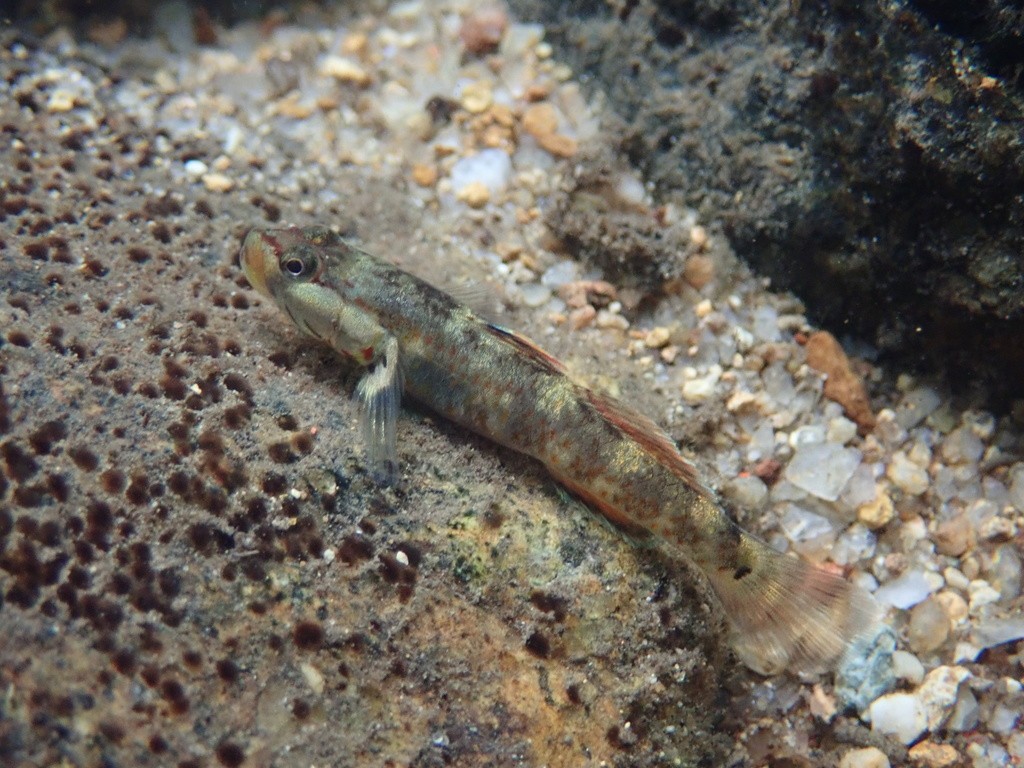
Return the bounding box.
[705,534,879,675]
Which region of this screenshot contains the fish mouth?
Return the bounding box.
[239,230,275,298]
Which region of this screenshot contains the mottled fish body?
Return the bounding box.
[240,226,876,674]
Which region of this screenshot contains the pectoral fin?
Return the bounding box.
[355,336,402,484]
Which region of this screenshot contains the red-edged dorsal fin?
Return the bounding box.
[486,323,567,375]
[585,389,707,493]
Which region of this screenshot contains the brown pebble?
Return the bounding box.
[683,254,715,290]
[522,103,558,139]
[459,5,509,55]
[804,331,876,430]
[935,514,974,557]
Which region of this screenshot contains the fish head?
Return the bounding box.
[238,226,351,343]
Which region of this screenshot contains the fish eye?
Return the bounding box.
[280,248,318,280]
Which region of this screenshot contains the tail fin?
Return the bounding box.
[705,533,879,675]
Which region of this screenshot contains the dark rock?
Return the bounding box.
[509,0,1024,407]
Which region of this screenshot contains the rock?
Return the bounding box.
[972,614,1024,652]
[890,650,925,686]
[459,80,493,113]
[722,475,768,510]
[459,4,508,55]
[450,148,512,198]
[868,692,926,745]
[835,622,896,713]
[831,523,876,566]
[683,254,715,289]
[644,326,671,349]
[784,442,862,501]
[945,686,979,732]
[895,387,941,429]
[934,514,973,556]
[908,741,959,767]
[838,746,890,768]
[907,597,949,654]
[858,490,895,530]
[779,503,836,557]
[886,452,929,496]
[522,102,558,138]
[874,569,934,609]
[917,665,971,731]
[319,55,371,86]
[940,425,984,464]
[804,331,875,430]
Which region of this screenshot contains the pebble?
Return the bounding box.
[644,326,671,349]
[934,514,973,556]
[519,283,551,308]
[868,691,926,744]
[835,622,896,713]
[891,649,925,685]
[459,4,508,54]
[804,330,875,429]
[874,569,934,609]
[184,159,209,179]
[857,490,895,530]
[907,597,949,653]
[917,665,971,731]
[886,451,929,496]
[202,172,235,193]
[783,442,861,501]
[895,386,941,428]
[907,741,958,767]
[945,685,979,731]
[940,425,984,464]
[320,55,372,86]
[450,148,512,196]
[967,579,1001,611]
[838,746,890,768]
[458,79,492,113]
[683,254,715,289]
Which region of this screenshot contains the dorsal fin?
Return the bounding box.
[485,323,567,375]
[585,389,707,493]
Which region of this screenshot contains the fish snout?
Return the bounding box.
[240,230,273,298]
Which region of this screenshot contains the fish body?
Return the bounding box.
[240,225,875,674]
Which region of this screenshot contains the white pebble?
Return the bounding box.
[967,580,1001,611]
[886,451,929,496]
[784,442,862,501]
[874,569,934,609]
[519,283,551,308]
[868,692,926,745]
[450,148,513,196]
[917,665,971,731]
[838,746,890,768]
[184,159,208,178]
[891,650,925,685]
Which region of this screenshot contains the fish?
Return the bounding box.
[239,225,877,674]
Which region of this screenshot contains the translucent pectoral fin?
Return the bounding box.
[355,336,402,485]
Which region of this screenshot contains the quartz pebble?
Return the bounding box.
[838,747,890,768]
[917,665,971,731]
[868,692,926,744]
[783,442,861,501]
[874,569,934,609]
[907,597,949,653]
[886,451,929,495]
[891,649,925,685]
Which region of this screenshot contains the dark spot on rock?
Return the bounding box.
[293,620,325,651]
[525,631,550,659]
[215,740,245,767]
